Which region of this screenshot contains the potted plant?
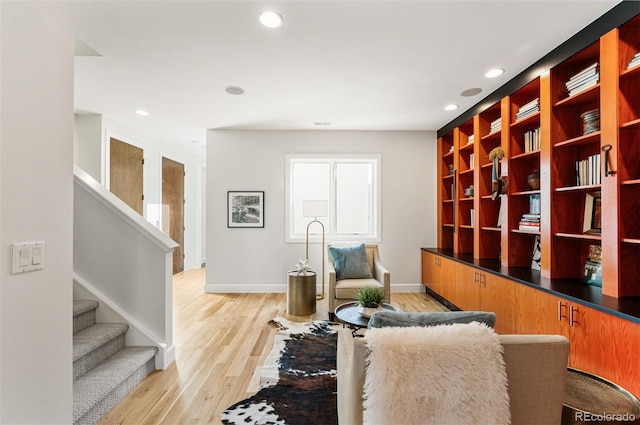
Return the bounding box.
[356,286,386,318]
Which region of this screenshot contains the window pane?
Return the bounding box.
[336,162,372,234]
[292,161,330,235]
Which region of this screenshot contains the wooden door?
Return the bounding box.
[437,256,456,302]
[421,251,440,295]
[514,284,566,336]
[162,157,184,274]
[110,137,143,215]
[479,273,516,334]
[454,264,481,311]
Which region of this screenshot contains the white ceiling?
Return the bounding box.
[73,1,620,154]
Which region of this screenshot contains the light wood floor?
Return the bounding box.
[99,268,447,425]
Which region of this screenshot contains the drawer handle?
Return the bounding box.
[558,301,568,322]
[570,305,580,327]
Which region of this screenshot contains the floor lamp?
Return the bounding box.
[303,200,328,300]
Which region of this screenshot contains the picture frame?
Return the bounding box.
[228,191,264,228]
[582,192,601,235]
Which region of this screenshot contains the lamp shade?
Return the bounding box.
[303,200,328,218]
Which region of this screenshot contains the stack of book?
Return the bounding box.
[489,117,502,134]
[565,63,599,97]
[628,51,640,70]
[576,154,601,186]
[515,98,540,121]
[524,127,541,153]
[519,213,540,231]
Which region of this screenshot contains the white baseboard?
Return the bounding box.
[204,283,424,293]
[205,284,287,293]
[391,283,425,292]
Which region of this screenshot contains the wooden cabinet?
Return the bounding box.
[424,254,515,334]
[452,265,515,334]
[421,250,454,301]
[515,282,640,397]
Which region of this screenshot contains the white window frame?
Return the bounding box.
[285,154,381,243]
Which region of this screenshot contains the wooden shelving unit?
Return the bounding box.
[435,9,640,299]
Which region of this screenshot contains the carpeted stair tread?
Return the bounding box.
[73,346,158,423]
[73,300,99,317]
[73,323,129,362]
[73,300,99,334]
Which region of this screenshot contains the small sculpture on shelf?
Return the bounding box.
[489,147,508,200]
[527,170,540,190]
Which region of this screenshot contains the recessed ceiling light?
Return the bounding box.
[225,86,245,95]
[460,87,483,97]
[260,11,283,28]
[485,68,505,78]
[135,110,149,116]
[444,104,459,111]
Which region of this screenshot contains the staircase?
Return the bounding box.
[73,300,158,425]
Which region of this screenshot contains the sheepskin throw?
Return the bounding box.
[363,322,511,425]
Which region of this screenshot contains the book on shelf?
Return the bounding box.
[583,192,601,235]
[467,134,475,145]
[575,154,601,186]
[627,52,640,69]
[516,98,540,121]
[469,153,475,169]
[489,117,502,133]
[565,63,599,97]
[582,244,602,287]
[567,62,598,83]
[523,127,541,152]
[529,194,541,215]
[519,215,540,231]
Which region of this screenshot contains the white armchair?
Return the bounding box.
[327,243,390,319]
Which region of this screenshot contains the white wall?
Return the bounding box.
[206,130,437,293]
[0,2,74,423]
[73,115,206,271]
[74,113,102,182]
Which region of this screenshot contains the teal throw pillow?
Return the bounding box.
[329,243,373,280]
[367,310,496,329]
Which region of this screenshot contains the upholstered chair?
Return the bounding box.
[327,243,390,319]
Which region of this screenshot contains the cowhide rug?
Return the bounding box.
[221,317,340,425]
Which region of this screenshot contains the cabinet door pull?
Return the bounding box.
[558,301,568,322]
[569,305,580,327]
[479,272,486,285]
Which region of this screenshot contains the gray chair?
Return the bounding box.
[328,243,390,320]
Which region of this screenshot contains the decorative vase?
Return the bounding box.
[358,305,383,318]
[527,170,540,190]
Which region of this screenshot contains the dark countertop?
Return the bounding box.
[422,247,640,324]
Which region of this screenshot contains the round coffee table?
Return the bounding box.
[334,301,402,329]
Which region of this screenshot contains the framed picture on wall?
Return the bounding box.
[228,191,264,228]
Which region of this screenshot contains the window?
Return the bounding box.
[286,154,381,242]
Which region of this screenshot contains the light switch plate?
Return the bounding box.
[11,241,45,274]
